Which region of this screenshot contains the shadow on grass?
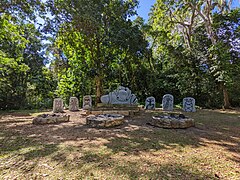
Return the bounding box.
[0,129,59,161]
[1,109,239,155]
[0,120,28,124]
[23,144,59,160]
[112,161,217,180]
[0,134,36,153]
[104,128,201,154]
[48,149,218,179]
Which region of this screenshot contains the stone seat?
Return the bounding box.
[86,114,125,128]
[87,103,141,116]
[96,103,139,108]
[149,113,195,129]
[32,114,70,125]
[87,109,139,116]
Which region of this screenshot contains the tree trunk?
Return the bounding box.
[95,76,102,104]
[220,82,231,109]
[95,34,103,105]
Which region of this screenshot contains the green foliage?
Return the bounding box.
[0,14,56,110]
[1,0,240,110]
[149,0,240,108]
[48,0,149,103]
[0,0,45,21]
[0,14,29,109]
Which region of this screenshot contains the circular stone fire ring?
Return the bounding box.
[32,114,70,125]
[149,114,195,129]
[86,114,125,128]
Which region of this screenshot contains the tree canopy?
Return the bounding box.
[0,0,240,110]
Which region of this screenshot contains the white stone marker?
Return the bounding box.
[83,95,92,110]
[183,97,196,112]
[53,98,64,113]
[69,97,79,111]
[162,94,174,111]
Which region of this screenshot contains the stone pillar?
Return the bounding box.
[145,96,156,110]
[69,97,79,111]
[53,98,64,113]
[183,97,196,112]
[162,94,174,111]
[83,95,92,110]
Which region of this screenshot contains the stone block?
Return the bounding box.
[162,94,174,111]
[69,97,79,111]
[53,98,64,113]
[183,97,196,112]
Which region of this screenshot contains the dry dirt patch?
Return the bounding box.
[0,109,239,179]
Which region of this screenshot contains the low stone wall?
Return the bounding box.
[86,114,125,128]
[32,114,70,125]
[149,115,195,129]
[87,110,135,116]
[87,104,141,116]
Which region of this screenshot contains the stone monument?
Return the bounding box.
[53,98,64,113]
[83,95,92,110]
[183,97,196,112]
[162,94,174,111]
[100,86,138,105]
[69,97,79,111]
[145,96,155,110]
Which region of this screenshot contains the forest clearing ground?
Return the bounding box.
[0,109,239,179]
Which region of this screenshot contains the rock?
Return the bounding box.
[162,94,174,111]
[183,97,196,112]
[100,86,138,105]
[32,114,70,125]
[145,97,156,110]
[86,114,125,128]
[69,97,79,111]
[83,95,92,110]
[149,115,195,129]
[53,98,64,113]
[179,114,185,118]
[100,95,110,104]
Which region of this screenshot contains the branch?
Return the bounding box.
[188,2,208,23]
[168,9,190,27]
[169,20,190,27]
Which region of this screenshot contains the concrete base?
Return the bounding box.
[87,104,141,116]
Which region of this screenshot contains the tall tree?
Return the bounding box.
[0,2,55,109]
[0,0,46,22]
[0,14,29,109]
[48,0,148,103]
[150,0,237,108]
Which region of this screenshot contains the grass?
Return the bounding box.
[0,109,239,179]
[0,109,52,117]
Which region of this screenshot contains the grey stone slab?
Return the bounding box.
[101,86,138,105]
[53,98,64,113]
[83,95,92,110]
[145,96,155,110]
[69,97,79,111]
[162,94,174,111]
[183,97,196,112]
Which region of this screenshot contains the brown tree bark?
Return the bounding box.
[220,82,231,109]
[94,34,103,105]
[95,76,102,104]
